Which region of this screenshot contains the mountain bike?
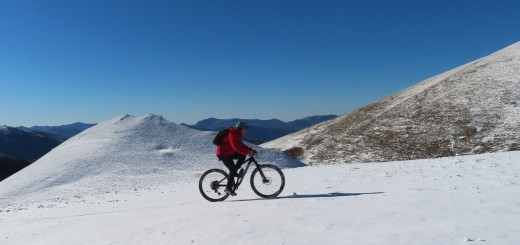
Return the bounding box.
[199,153,285,202]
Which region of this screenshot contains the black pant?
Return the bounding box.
[219,153,246,189]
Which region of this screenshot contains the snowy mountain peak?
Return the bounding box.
[0,126,9,133]
[0,125,14,134]
[108,114,170,127]
[262,41,520,164]
[144,113,165,120]
[0,114,304,206]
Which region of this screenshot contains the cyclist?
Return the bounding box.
[216,121,256,196]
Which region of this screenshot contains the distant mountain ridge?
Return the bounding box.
[1,122,95,181]
[183,115,337,144]
[0,126,63,163]
[26,122,96,138]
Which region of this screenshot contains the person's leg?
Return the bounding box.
[220,155,237,190]
[232,153,247,169]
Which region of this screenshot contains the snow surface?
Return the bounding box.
[0,114,303,207]
[0,151,519,244]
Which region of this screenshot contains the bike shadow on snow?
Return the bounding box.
[231,192,385,202]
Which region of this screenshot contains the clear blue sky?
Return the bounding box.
[1,0,519,126]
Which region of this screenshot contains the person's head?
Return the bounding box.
[236,121,249,136]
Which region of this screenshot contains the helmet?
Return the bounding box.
[236,121,249,130]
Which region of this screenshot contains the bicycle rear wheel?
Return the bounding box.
[199,169,229,202]
[250,164,285,198]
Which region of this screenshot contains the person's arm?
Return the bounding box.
[241,142,254,156]
[228,132,250,156]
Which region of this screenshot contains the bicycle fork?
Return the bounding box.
[252,159,269,182]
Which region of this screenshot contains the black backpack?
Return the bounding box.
[212,129,230,146]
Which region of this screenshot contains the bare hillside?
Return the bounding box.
[262,41,520,164]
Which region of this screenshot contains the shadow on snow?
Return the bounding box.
[232,192,385,202]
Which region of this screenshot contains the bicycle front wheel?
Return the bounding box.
[199,169,230,202]
[250,164,285,198]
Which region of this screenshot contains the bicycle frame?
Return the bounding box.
[217,155,264,191]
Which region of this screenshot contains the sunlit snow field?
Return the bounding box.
[1,151,519,245]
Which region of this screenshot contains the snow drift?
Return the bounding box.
[0,114,303,206]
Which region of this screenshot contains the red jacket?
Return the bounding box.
[216,127,252,157]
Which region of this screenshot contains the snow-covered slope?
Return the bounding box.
[1,151,518,244]
[262,41,520,164]
[0,114,303,206]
